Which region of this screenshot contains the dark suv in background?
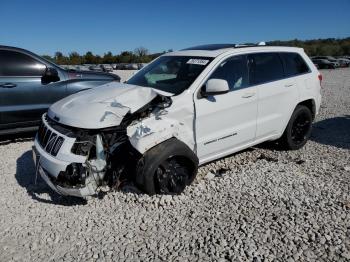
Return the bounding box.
[312,58,336,69]
[0,46,120,134]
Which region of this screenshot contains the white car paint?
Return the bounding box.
[33,45,321,197]
[48,82,172,129]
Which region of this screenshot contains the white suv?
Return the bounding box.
[33,44,322,197]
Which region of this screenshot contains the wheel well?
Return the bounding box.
[298,99,316,120]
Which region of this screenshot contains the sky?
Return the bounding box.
[1,0,349,56]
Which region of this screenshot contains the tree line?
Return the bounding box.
[268,37,350,57]
[42,37,350,65]
[42,47,172,65]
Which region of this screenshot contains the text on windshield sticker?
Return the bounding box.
[187,59,209,65]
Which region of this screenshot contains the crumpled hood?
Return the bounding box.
[48,82,168,129]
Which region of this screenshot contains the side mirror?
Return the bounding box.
[201,79,229,97]
[41,67,60,84]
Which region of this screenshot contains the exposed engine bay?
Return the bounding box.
[37,94,173,197]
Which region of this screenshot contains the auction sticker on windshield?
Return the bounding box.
[187,59,209,65]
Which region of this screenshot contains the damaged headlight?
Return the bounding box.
[58,134,108,189]
[71,132,96,156]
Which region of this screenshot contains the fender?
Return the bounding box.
[126,116,195,154]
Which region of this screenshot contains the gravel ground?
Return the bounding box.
[0,68,349,261]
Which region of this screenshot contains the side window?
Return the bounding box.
[0,50,46,77]
[280,52,310,77]
[208,55,249,90]
[249,53,284,85]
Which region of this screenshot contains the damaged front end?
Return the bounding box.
[34,94,172,197]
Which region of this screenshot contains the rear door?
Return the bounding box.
[248,52,298,140]
[0,50,66,129]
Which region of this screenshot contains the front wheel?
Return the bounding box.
[135,138,198,195]
[279,105,313,150]
[154,157,194,194]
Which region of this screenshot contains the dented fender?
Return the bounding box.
[127,116,195,154]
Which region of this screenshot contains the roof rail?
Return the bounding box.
[182,42,267,51]
[233,42,266,48]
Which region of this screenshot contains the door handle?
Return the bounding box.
[284,83,294,87]
[0,83,17,88]
[242,92,255,98]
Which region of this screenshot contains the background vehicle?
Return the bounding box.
[115,63,139,70]
[312,58,336,69]
[33,44,321,198]
[312,56,340,67]
[0,45,120,134]
[327,58,340,67]
[100,64,114,72]
[336,58,350,67]
[88,65,104,72]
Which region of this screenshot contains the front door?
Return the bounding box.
[0,50,66,129]
[195,55,258,163]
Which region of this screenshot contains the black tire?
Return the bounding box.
[279,105,313,150]
[135,138,199,195]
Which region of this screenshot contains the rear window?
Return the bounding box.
[249,53,284,85]
[280,52,310,77]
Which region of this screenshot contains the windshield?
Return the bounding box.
[126,56,213,95]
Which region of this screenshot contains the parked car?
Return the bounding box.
[114,63,122,70]
[88,65,104,72]
[114,63,126,70]
[100,64,114,72]
[328,59,341,68]
[33,44,321,197]
[312,56,340,67]
[312,59,336,69]
[115,63,139,70]
[336,58,350,67]
[312,55,335,60]
[0,45,120,135]
[137,63,148,69]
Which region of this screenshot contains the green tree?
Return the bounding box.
[84,51,95,64]
[119,51,133,63]
[54,51,68,64]
[42,55,54,62]
[103,51,114,64]
[68,52,82,65]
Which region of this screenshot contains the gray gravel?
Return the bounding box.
[0,68,349,261]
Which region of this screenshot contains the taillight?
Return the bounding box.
[318,74,322,85]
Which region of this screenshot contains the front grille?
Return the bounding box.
[37,121,65,156]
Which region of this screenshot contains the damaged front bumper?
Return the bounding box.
[32,115,104,198]
[32,144,98,198]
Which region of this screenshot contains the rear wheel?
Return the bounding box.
[279,105,313,150]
